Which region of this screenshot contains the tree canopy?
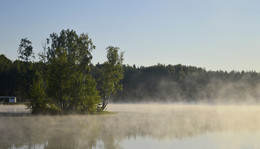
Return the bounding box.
[1,29,260,113]
[18,38,34,62]
[97,46,124,111]
[0,29,124,114]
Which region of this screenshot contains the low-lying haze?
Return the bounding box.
[1,104,260,149]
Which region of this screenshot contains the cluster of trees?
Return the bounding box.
[114,64,260,103]
[2,56,260,106]
[0,29,124,114]
[2,30,260,110]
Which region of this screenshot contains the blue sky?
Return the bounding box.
[0,0,260,71]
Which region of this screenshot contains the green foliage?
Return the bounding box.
[1,30,107,114]
[12,60,33,101]
[16,38,35,100]
[43,29,100,113]
[18,38,34,62]
[4,41,260,109]
[97,46,124,111]
[75,73,100,113]
[113,64,260,103]
[27,77,46,114]
[0,55,12,96]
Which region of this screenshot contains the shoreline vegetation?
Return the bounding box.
[0,29,124,114]
[0,103,117,116]
[1,29,260,114]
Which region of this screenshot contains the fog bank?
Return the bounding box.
[1,104,260,149]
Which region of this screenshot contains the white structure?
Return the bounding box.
[9,97,16,103]
[0,96,17,103]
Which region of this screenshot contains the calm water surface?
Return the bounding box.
[1,104,260,149]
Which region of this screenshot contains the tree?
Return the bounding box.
[44,29,100,113]
[27,75,46,114]
[98,46,124,111]
[18,38,34,62]
[17,38,35,101]
[20,29,125,114]
[0,55,13,96]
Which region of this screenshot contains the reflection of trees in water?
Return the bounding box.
[0,115,123,149]
[1,105,260,149]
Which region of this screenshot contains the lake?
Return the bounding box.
[1,104,260,149]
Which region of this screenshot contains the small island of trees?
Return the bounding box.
[0,29,124,114]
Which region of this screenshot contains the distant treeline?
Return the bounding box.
[112,64,260,103]
[1,55,260,104]
[0,54,29,100]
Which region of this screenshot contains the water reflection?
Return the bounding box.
[1,104,260,149]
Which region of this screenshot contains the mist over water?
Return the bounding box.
[1,104,260,149]
[115,67,260,104]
